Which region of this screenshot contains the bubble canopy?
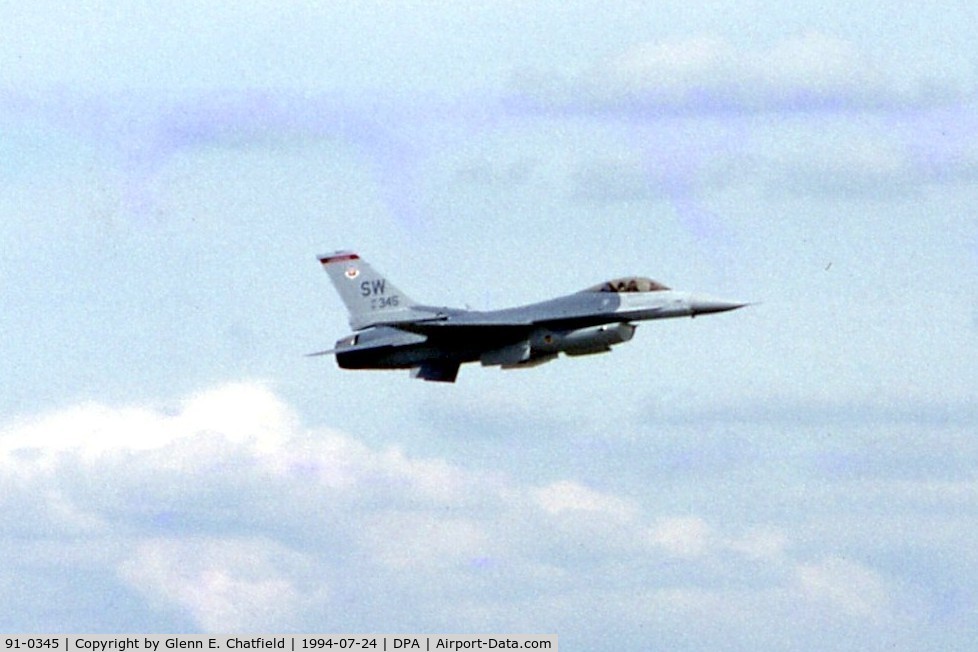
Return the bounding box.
[582,277,671,293]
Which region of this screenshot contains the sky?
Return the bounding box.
[2,1,978,648]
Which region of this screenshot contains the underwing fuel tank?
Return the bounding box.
[533,323,636,356]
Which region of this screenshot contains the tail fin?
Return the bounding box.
[319,251,423,330]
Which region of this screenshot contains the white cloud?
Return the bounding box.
[562,116,978,206]
[512,33,964,115]
[0,382,972,646]
[646,516,712,558]
[118,537,320,632]
[533,480,637,520]
[598,36,737,106]
[0,382,291,464]
[756,128,923,198]
[750,32,882,101]
[359,513,492,572]
[730,527,790,560]
[796,558,891,620]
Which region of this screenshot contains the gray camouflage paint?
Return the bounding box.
[317,251,745,382]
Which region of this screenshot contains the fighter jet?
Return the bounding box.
[312,250,746,382]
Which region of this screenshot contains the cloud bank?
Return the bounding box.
[509,32,967,115]
[3,32,977,238]
[2,382,975,648]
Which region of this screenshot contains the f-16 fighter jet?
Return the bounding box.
[312,251,746,382]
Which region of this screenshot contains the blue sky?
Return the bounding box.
[2,2,978,649]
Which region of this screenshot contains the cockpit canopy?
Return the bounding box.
[583,277,671,293]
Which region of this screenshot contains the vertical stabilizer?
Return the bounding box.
[319,251,423,329]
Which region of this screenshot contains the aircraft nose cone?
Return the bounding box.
[688,295,748,316]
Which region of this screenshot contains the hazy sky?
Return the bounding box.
[2,2,978,649]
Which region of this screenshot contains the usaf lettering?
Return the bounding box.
[360,279,386,296]
[359,278,399,309]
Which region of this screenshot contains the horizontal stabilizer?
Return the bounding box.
[305,348,337,357]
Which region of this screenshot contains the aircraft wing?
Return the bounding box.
[390,313,617,335]
[306,348,340,357]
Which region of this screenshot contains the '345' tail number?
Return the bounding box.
[371,295,399,309]
[360,279,399,310]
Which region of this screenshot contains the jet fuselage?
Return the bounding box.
[313,250,746,382]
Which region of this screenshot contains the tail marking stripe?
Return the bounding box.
[320,253,360,264]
